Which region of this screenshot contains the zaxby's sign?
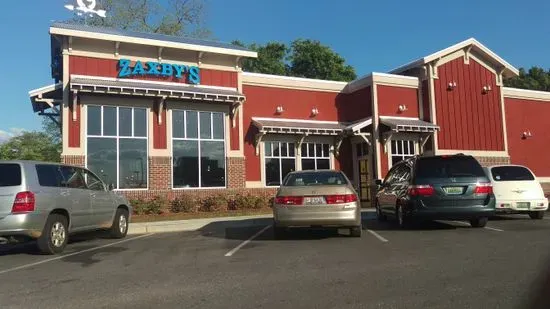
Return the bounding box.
[117,59,201,84]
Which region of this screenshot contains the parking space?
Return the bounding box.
[1,214,550,308]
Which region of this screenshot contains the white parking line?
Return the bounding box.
[224,225,271,257]
[0,233,155,276]
[366,229,389,243]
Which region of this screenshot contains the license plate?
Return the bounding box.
[443,187,463,195]
[304,196,325,205]
[516,202,530,209]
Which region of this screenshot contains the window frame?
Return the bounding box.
[264,141,296,187]
[390,139,417,168]
[301,142,331,170]
[171,109,227,190]
[85,105,149,191]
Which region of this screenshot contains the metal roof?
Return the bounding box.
[252,118,346,136]
[70,75,245,103]
[50,22,255,55]
[379,117,439,133]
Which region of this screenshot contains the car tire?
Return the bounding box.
[470,217,488,228]
[376,201,387,222]
[37,214,69,255]
[529,211,544,220]
[109,208,129,239]
[350,226,362,237]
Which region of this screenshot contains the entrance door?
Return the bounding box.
[359,158,371,206]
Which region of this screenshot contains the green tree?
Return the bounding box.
[234,39,356,81]
[504,66,550,91]
[0,131,61,162]
[288,39,356,81]
[71,0,210,37]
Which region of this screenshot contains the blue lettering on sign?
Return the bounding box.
[117,58,201,84]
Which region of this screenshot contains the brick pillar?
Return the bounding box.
[61,155,85,167]
[475,156,510,167]
[227,157,245,189]
[149,156,171,190]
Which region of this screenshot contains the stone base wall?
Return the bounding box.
[61,155,85,167]
[475,156,510,167]
[227,157,245,189]
[149,156,171,190]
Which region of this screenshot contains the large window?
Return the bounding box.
[172,110,225,188]
[87,106,148,189]
[390,140,416,166]
[265,141,295,186]
[301,142,330,170]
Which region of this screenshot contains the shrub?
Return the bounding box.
[254,196,270,209]
[171,195,197,213]
[232,194,258,210]
[131,196,165,215]
[200,195,228,212]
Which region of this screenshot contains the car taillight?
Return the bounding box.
[407,185,434,196]
[11,191,35,213]
[274,196,303,205]
[325,194,358,204]
[474,183,493,194]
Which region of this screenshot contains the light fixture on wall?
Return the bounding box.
[310,107,319,117]
[482,85,492,94]
[522,130,533,139]
[447,81,457,90]
[275,105,284,114]
[398,104,408,112]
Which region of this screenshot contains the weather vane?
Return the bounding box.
[65,0,106,18]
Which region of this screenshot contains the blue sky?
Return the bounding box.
[0,0,549,139]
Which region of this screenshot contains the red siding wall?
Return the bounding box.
[434,58,505,151]
[242,85,340,181]
[421,80,431,121]
[336,86,372,122]
[377,85,419,118]
[153,107,167,149]
[68,93,81,147]
[69,56,237,88]
[230,115,240,151]
[505,98,550,176]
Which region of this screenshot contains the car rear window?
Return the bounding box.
[491,166,535,181]
[283,171,347,186]
[415,156,486,179]
[36,165,65,187]
[0,164,22,187]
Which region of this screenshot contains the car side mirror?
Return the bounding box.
[108,183,114,191]
[374,179,383,186]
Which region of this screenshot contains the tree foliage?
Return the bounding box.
[0,131,61,162]
[235,39,357,81]
[70,0,209,37]
[504,66,550,91]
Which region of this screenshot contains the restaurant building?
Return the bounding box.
[29,23,550,204]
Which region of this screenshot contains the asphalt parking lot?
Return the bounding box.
[1,213,550,309]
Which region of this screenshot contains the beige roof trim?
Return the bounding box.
[242,72,347,93]
[50,26,258,59]
[389,38,519,78]
[29,82,63,97]
[344,72,419,93]
[503,87,550,102]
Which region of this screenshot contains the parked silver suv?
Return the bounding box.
[0,161,131,254]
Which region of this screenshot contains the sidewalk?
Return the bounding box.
[128,209,376,235]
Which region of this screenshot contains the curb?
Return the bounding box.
[128,209,376,234]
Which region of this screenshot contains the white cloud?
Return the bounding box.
[0,128,27,144]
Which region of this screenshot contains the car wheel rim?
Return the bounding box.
[119,214,127,234]
[50,222,66,247]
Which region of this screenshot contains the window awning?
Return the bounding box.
[70,75,245,104]
[28,82,63,113]
[379,116,439,133]
[344,117,373,134]
[252,117,346,136]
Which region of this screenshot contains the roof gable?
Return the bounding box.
[389,38,519,78]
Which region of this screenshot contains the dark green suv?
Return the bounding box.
[375,154,496,228]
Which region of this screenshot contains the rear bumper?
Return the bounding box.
[0,213,48,239]
[495,199,548,213]
[273,206,361,228]
[404,203,495,220]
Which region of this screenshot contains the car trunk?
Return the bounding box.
[415,177,490,208]
[277,185,350,207]
[492,180,544,201]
